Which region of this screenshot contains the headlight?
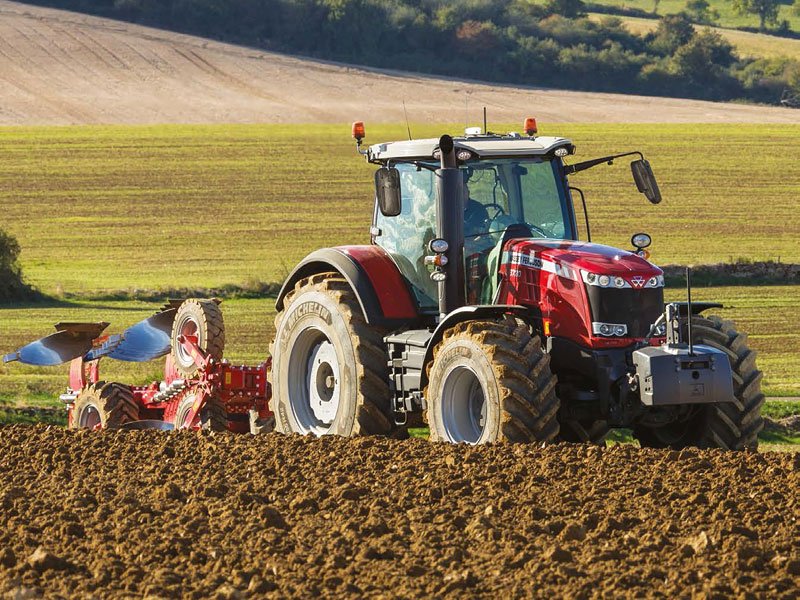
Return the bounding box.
[644,274,665,288]
[592,322,628,337]
[598,275,610,287]
[614,276,626,288]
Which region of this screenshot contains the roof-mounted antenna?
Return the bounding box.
[402,100,412,141]
[465,93,469,134]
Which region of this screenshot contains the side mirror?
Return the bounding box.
[375,167,401,217]
[631,159,661,204]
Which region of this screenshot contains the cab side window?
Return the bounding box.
[374,164,438,310]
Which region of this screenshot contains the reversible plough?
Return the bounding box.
[4,299,272,432]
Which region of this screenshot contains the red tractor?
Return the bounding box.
[5,119,763,449]
[268,120,763,448]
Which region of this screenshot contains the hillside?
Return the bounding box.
[0,0,797,125]
[589,13,800,60]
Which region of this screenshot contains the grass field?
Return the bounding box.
[1,124,799,297]
[0,123,798,408]
[588,0,800,31]
[590,13,800,59]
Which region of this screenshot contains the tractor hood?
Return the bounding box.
[507,239,663,286]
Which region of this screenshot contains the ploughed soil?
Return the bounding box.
[0,426,798,599]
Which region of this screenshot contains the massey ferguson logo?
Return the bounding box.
[631,276,645,289]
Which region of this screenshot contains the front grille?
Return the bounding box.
[586,286,663,338]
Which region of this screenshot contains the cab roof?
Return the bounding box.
[367,134,574,163]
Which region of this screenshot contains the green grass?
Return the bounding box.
[587,0,800,31]
[0,407,66,426]
[762,400,800,418]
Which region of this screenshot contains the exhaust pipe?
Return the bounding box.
[435,135,465,316]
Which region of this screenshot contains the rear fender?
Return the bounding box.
[419,305,532,389]
[276,246,419,328]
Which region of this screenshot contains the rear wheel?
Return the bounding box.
[270,273,392,437]
[425,317,559,444]
[634,315,764,450]
[174,392,227,431]
[70,382,138,430]
[170,299,225,378]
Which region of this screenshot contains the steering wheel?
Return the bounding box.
[525,223,552,238]
[486,212,552,239]
[483,203,506,222]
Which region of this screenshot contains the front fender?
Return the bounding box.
[420,305,533,389]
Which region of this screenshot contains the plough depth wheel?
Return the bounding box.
[70,382,138,430]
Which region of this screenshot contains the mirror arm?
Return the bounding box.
[569,187,590,243]
[564,151,644,175]
[410,160,438,173]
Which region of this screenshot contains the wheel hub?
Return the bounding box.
[176,393,198,429]
[79,404,101,429]
[441,365,486,444]
[306,340,340,424]
[176,316,200,368]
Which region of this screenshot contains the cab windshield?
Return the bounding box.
[460,158,572,240]
[374,157,573,310]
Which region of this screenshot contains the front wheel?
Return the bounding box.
[270,273,392,437]
[634,315,764,450]
[425,317,559,444]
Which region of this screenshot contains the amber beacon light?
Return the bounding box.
[351,121,366,141]
[524,117,538,136]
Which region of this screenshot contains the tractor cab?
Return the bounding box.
[364,129,579,313]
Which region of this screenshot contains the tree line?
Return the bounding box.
[25,0,800,104]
